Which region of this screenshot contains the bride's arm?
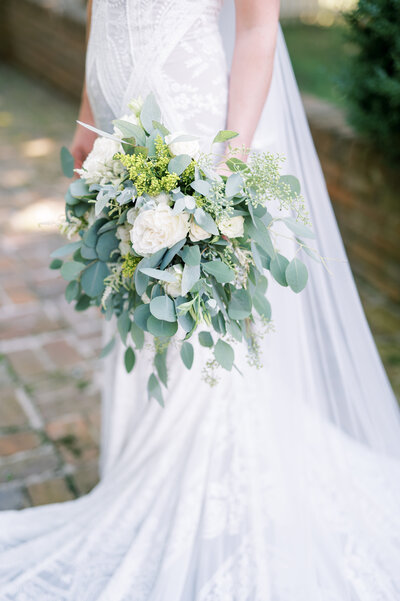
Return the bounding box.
[226,0,280,158]
[70,0,97,170]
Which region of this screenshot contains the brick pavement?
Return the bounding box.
[0,63,399,511]
[0,64,102,509]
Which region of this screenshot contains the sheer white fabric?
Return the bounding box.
[0,1,399,599]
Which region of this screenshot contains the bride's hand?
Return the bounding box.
[70,124,97,172]
[217,140,249,176]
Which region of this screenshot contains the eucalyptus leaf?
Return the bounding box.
[148,373,164,407]
[181,263,200,296]
[49,259,62,270]
[65,280,80,303]
[60,146,75,178]
[130,321,145,349]
[60,261,85,281]
[285,258,308,293]
[134,304,151,331]
[124,347,136,373]
[96,231,119,262]
[228,288,252,320]
[225,172,243,198]
[149,295,177,322]
[147,316,178,338]
[226,320,243,342]
[213,130,239,144]
[83,218,108,248]
[250,241,264,273]
[168,154,192,176]
[152,121,170,136]
[112,120,146,146]
[194,207,218,235]
[139,267,177,283]
[154,349,168,386]
[140,93,161,133]
[202,260,235,284]
[191,179,211,196]
[81,261,109,298]
[253,293,271,320]
[245,218,274,258]
[180,342,194,369]
[77,120,132,145]
[65,189,80,206]
[214,339,234,371]
[97,221,117,235]
[80,244,98,260]
[70,179,90,199]
[160,239,186,269]
[75,294,91,311]
[270,253,289,287]
[226,157,248,172]
[282,217,315,239]
[118,311,131,344]
[180,245,200,266]
[198,331,213,347]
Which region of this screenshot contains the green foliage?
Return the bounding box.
[341,0,400,161]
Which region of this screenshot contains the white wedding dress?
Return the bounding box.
[1,1,400,599]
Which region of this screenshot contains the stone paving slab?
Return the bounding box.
[0,63,399,511]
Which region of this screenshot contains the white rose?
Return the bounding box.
[218,215,244,238]
[164,263,183,297]
[130,204,189,257]
[116,225,132,256]
[128,97,144,117]
[189,217,211,242]
[76,137,124,186]
[165,131,200,159]
[113,113,139,139]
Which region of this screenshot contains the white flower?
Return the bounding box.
[116,225,132,256]
[130,204,189,257]
[126,207,139,225]
[218,215,244,238]
[128,97,144,117]
[113,113,139,139]
[164,263,183,297]
[76,137,124,186]
[189,217,211,242]
[165,131,200,158]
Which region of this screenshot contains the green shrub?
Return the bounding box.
[341,0,400,161]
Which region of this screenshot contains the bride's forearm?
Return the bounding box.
[226,0,280,154]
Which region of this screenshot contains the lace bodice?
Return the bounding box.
[86,0,228,137]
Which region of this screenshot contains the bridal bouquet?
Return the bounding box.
[52,94,314,404]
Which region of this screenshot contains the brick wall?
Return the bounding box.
[305,95,400,304]
[2,0,399,304]
[2,0,85,98]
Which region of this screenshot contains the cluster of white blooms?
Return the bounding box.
[76,137,124,186]
[76,112,140,186]
[130,203,190,257]
[217,215,244,238]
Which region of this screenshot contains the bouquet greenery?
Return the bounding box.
[52,94,314,405]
